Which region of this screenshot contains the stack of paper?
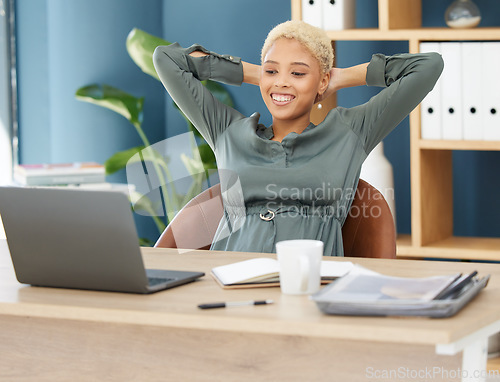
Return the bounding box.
[13,162,106,186]
[312,265,489,317]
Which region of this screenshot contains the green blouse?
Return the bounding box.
[153,43,443,256]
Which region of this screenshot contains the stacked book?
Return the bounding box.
[13,162,106,186]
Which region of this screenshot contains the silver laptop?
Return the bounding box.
[0,186,204,293]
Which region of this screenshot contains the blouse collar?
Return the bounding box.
[258,122,316,141]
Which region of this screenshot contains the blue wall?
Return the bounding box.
[160,0,291,135]
[16,0,165,242]
[16,0,165,166]
[15,0,500,243]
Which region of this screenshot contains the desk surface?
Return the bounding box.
[1,239,500,348]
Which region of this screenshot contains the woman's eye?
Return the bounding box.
[265,69,277,75]
[292,72,306,77]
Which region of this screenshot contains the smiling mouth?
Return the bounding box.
[271,93,295,104]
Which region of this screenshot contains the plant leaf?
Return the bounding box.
[180,153,205,177]
[75,84,144,126]
[126,28,171,80]
[139,237,154,247]
[105,145,145,175]
[197,143,217,170]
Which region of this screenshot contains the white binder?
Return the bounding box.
[420,42,442,140]
[461,42,483,140]
[322,0,356,30]
[482,42,500,141]
[301,0,323,28]
[440,42,463,140]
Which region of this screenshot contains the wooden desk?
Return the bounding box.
[1,240,500,382]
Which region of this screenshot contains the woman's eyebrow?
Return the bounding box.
[291,61,310,68]
[264,60,310,68]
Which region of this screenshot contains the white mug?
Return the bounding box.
[276,240,324,295]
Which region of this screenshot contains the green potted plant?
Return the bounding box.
[75,28,234,245]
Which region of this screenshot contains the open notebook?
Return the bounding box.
[211,257,354,289]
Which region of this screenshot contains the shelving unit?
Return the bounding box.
[291,0,500,261]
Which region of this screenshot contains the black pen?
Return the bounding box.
[434,271,478,300]
[198,299,274,310]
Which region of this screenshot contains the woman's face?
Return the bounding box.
[260,38,328,125]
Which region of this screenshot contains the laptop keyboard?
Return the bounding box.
[148,276,175,286]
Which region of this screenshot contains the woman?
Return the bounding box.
[153,20,443,256]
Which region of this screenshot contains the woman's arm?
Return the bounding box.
[242,62,261,86]
[340,52,444,153]
[190,50,261,86]
[153,43,245,149]
[317,63,369,102]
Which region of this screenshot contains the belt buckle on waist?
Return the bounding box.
[259,209,275,221]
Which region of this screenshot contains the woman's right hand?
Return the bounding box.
[243,62,261,86]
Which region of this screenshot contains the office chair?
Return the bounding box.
[155,179,397,259]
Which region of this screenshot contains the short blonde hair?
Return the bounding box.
[261,20,334,74]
